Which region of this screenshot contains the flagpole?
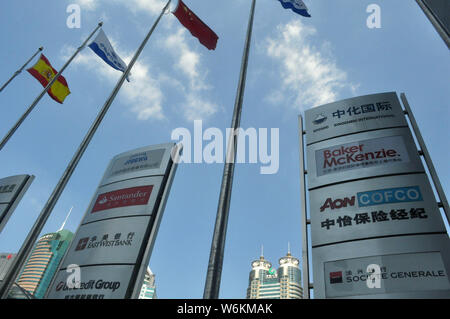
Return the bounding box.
[203,0,256,299]
[0,22,102,152]
[0,0,171,300]
[0,46,44,93]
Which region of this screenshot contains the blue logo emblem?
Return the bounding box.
[357,186,423,207]
[313,113,327,125]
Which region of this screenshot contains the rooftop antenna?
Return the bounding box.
[58,206,73,231]
[260,244,264,258]
[288,241,291,255]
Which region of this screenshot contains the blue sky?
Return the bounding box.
[0,0,449,299]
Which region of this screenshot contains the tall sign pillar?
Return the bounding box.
[302,92,450,298]
[46,143,181,299]
[0,175,34,234]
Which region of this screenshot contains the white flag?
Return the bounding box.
[88,29,131,81]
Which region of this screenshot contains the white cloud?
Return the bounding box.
[66,0,218,122]
[76,0,98,11]
[265,19,357,111]
[61,42,165,121]
[183,94,218,122]
[165,28,211,91]
[74,0,168,15]
[164,28,218,121]
[123,0,168,16]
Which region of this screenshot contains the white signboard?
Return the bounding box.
[303,92,449,299]
[0,175,29,204]
[50,265,134,299]
[305,92,407,144]
[61,216,151,267]
[0,175,34,233]
[82,176,163,224]
[325,252,450,298]
[306,128,424,189]
[47,143,180,299]
[310,174,446,246]
[100,143,174,187]
[315,135,410,177]
[312,234,450,298]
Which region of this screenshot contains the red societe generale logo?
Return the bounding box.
[92,185,153,213]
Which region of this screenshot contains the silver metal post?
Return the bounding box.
[0,23,102,152]
[203,0,256,299]
[400,93,449,224]
[0,0,170,298]
[129,143,182,299]
[0,47,43,93]
[416,0,450,49]
[298,115,311,299]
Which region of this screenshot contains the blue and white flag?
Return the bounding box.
[278,0,311,17]
[88,29,130,82]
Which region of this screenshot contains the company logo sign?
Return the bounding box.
[108,149,166,178]
[75,232,135,251]
[91,186,153,213]
[330,271,343,284]
[123,152,148,166]
[320,186,423,212]
[75,238,89,251]
[307,97,402,139]
[55,280,121,292]
[313,114,327,125]
[320,197,356,212]
[316,135,410,176]
[357,186,422,207]
[324,252,450,297]
[331,101,393,120]
[330,266,447,285]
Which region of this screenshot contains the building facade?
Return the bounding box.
[17,229,73,298]
[246,251,303,299]
[277,252,303,299]
[0,253,16,281]
[139,267,157,299]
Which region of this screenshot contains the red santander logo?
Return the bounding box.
[92,185,153,213]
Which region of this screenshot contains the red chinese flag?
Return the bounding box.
[173,0,219,50]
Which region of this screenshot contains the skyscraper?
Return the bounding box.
[277,251,303,299]
[1,253,35,299]
[246,247,303,299]
[139,267,157,299]
[16,229,73,298]
[16,209,74,298]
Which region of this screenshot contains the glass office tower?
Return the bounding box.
[17,229,73,298]
[246,250,303,299]
[139,267,157,299]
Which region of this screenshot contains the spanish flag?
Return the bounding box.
[27,54,70,104]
